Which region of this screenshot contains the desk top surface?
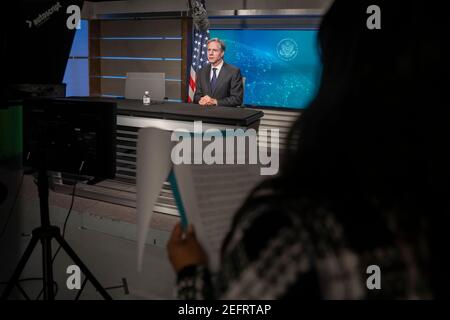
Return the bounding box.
[65,97,264,127]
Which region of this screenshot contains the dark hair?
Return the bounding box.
[278,1,449,297]
[207,38,226,52]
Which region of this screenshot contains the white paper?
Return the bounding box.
[136,127,174,271]
[137,126,269,273]
[174,162,264,272]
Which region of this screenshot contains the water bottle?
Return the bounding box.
[143,91,151,105]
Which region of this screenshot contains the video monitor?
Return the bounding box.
[22,97,116,180]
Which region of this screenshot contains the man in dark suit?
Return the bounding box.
[193,38,243,107]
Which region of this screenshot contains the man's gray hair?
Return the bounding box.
[207,38,226,52]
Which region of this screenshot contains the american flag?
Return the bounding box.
[188,0,210,103]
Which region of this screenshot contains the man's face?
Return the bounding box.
[207,41,224,66]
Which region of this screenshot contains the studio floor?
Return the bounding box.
[0,164,179,300]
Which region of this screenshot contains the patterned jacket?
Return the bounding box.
[176,180,431,299]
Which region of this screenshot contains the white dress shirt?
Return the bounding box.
[210,60,224,81]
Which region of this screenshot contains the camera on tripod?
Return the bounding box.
[23,97,116,181]
[2,97,117,300]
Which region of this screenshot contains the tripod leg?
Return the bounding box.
[53,234,112,300]
[41,235,55,300]
[1,235,40,300]
[16,283,31,300]
[74,277,88,300]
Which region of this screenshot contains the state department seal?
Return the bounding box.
[277,38,299,61]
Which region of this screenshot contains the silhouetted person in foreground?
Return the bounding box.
[167,1,450,299]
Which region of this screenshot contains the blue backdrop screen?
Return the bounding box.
[210,29,321,109]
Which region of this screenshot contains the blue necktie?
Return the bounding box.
[210,68,218,92]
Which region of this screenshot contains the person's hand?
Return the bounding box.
[199,96,217,106]
[207,98,218,106]
[199,96,210,106]
[167,222,208,273]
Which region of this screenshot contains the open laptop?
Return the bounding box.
[124,72,166,103]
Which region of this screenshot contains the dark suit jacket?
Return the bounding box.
[193,62,244,107]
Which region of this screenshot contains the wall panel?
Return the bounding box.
[89,19,185,100]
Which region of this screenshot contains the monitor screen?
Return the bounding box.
[23,97,116,179]
[210,29,322,109]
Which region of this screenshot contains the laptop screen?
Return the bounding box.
[124,72,166,100]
